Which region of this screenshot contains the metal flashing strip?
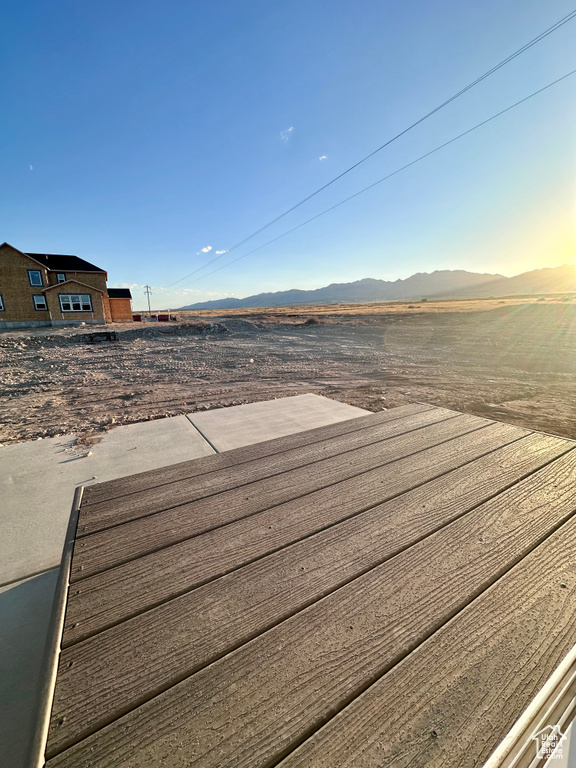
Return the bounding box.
[27,486,84,768]
[483,641,576,768]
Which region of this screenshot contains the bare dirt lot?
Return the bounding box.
[1,297,575,444]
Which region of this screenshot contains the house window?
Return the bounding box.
[28,269,44,287]
[33,295,48,311]
[57,273,66,283]
[59,294,93,312]
[0,295,4,311]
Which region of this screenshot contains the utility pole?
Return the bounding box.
[144,285,152,317]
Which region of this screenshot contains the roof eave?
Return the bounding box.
[0,242,54,270]
[42,279,106,293]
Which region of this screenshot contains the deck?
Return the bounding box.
[35,403,576,767]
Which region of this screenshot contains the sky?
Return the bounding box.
[1,0,575,309]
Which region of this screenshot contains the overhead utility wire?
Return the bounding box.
[177,68,576,289]
[167,8,576,289]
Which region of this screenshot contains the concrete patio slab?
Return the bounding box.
[187,393,368,452]
[1,396,368,587]
[0,416,215,587]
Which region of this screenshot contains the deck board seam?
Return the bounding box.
[51,446,576,761]
[82,404,435,507]
[76,411,465,539]
[62,432,552,648]
[69,419,495,582]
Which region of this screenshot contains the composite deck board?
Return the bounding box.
[78,406,457,536]
[82,403,432,506]
[69,413,493,580]
[49,436,575,751]
[42,406,576,768]
[276,509,576,768]
[46,448,576,765]
[62,421,525,644]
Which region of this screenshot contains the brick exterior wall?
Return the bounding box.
[109,297,133,321]
[0,243,110,325]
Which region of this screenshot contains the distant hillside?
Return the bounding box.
[180,264,575,311]
[445,264,576,298]
[181,269,504,310]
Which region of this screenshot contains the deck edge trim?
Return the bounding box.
[27,486,84,768]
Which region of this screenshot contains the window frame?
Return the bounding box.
[33,294,48,311]
[28,269,44,287]
[56,273,67,283]
[0,294,4,311]
[58,293,93,312]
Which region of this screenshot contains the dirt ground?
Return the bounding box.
[0,297,575,444]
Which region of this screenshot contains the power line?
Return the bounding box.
[175,67,576,290]
[167,8,576,289]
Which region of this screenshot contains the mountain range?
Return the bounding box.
[180,264,576,310]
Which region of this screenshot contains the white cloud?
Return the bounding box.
[29,164,34,171]
[280,126,294,142]
[110,282,145,289]
[215,249,228,255]
[171,288,229,297]
[319,155,328,161]
[197,245,213,254]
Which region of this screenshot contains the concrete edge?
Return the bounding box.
[27,486,84,768]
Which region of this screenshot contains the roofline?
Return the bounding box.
[0,241,53,270]
[42,279,106,293]
[0,242,107,274]
[33,262,107,275]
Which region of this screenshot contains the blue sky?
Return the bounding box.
[1,0,575,309]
